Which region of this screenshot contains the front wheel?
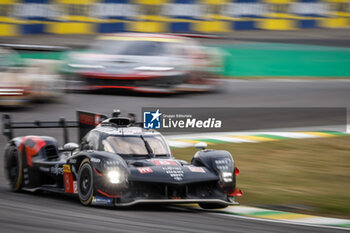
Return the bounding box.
[78,158,94,205]
[199,203,228,209]
[4,145,23,192]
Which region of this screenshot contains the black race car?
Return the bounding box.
[3,111,242,208]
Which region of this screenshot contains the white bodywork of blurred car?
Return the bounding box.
[63,33,223,93]
[0,50,64,107]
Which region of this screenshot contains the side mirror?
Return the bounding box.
[195,142,207,150]
[63,142,79,151]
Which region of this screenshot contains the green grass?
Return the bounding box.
[172,136,350,218]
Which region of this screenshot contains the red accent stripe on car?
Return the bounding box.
[89,85,173,94]
[89,85,135,90]
[93,167,103,177]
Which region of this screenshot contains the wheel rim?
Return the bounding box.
[78,163,93,202]
[80,168,91,196]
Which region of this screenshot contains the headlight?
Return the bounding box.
[134,66,174,71]
[107,170,121,184]
[222,172,233,183]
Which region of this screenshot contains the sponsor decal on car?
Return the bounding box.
[79,112,105,126]
[188,166,205,173]
[122,128,142,134]
[51,164,63,175]
[90,157,101,163]
[64,164,77,194]
[63,164,71,173]
[73,181,78,194]
[92,196,113,206]
[162,166,184,181]
[64,172,74,193]
[79,114,98,126]
[137,167,153,174]
[151,159,177,166]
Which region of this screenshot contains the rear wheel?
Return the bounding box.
[199,203,228,209]
[5,145,23,192]
[78,158,94,205]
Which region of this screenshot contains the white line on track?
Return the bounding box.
[211,212,350,231]
[171,205,350,231]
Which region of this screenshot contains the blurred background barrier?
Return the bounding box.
[12,43,350,77]
[0,0,350,36]
[216,43,350,77]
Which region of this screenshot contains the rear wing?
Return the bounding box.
[2,111,108,144]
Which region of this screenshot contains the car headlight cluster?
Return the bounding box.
[103,160,124,184]
[222,172,233,183]
[104,160,119,170]
[107,170,121,184]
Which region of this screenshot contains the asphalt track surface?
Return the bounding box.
[1,79,350,233]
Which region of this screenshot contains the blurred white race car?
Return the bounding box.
[62,33,223,94]
[0,48,64,107]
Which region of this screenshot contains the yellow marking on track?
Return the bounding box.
[299,132,337,138]
[231,135,277,142]
[172,139,214,145]
[259,213,313,220]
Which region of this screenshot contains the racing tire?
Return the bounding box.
[199,203,228,209]
[78,158,94,205]
[4,145,23,192]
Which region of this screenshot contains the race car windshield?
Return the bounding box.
[103,135,170,157]
[92,40,167,56]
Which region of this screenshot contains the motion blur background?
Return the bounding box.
[1,0,350,80]
[0,0,349,34]
[0,1,350,233]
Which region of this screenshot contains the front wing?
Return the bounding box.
[91,176,238,207]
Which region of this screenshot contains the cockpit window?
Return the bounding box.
[103,135,170,157]
[92,40,167,56]
[145,136,170,155]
